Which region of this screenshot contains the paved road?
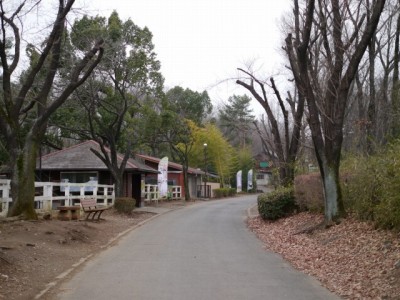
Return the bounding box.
[57,195,339,300]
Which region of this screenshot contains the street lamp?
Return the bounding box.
[203,143,208,198]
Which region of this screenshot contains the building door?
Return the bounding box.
[132,174,142,207]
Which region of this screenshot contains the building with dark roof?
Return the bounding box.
[36,140,158,205]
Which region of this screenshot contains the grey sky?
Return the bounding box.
[77,0,292,111]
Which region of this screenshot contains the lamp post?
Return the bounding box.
[203,143,208,198]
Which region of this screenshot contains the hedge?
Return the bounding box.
[214,188,236,198]
[258,186,297,220]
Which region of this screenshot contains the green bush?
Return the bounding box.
[114,197,136,214]
[214,188,223,198]
[342,141,400,230]
[213,188,236,198]
[258,186,297,221]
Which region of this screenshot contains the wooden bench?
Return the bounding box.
[80,198,111,221]
[58,206,81,221]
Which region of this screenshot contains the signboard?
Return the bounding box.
[158,157,168,198]
[236,170,242,193]
[259,162,269,168]
[247,169,253,191]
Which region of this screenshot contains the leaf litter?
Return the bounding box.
[247,212,400,299]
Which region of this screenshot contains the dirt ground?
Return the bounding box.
[0,200,188,300]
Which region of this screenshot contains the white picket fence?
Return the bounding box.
[0,179,184,216]
[0,179,115,217]
[143,185,182,204]
[144,184,159,203]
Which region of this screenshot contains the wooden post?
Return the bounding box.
[111,184,115,205]
[64,184,70,206]
[0,180,11,217]
[103,186,107,205]
[43,184,53,211]
[80,186,85,198]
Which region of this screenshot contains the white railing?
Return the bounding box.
[143,185,182,204]
[144,184,159,204]
[0,179,115,217]
[0,179,11,216]
[169,186,182,199]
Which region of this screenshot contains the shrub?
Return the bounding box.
[294,173,324,212]
[342,141,400,230]
[214,188,223,198]
[213,188,237,198]
[114,197,136,214]
[341,155,382,221]
[258,186,297,221]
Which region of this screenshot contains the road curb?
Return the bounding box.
[247,203,259,218]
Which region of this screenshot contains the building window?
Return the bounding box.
[256,174,264,180]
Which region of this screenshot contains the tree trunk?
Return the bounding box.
[367,3,376,153]
[114,176,124,198]
[320,163,345,222]
[182,165,190,201]
[8,138,38,219]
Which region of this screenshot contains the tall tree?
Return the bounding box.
[189,123,236,187]
[0,0,103,218]
[218,94,255,148]
[52,11,163,198]
[391,0,400,137]
[285,0,386,222]
[165,86,212,125]
[338,0,400,153]
[161,114,198,200]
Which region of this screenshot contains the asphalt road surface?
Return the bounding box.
[57,195,339,300]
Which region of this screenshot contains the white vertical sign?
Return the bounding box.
[236,170,242,193]
[247,169,253,191]
[158,157,168,198]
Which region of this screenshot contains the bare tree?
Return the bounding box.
[339,0,400,152]
[391,0,400,137]
[237,70,305,186]
[285,0,386,222]
[0,0,103,218]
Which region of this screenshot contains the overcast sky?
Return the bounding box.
[75,0,292,112]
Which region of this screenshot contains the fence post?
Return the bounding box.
[43,184,53,211]
[64,184,70,206]
[111,184,115,205]
[80,186,85,199]
[0,180,11,217]
[94,184,102,204]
